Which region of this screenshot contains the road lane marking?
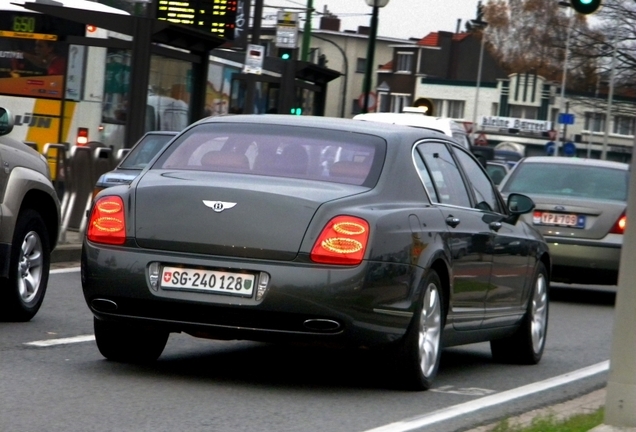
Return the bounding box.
[51,267,81,274]
[25,335,95,347]
[362,361,610,432]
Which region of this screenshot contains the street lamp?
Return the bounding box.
[361,0,389,114]
[469,1,487,145]
[555,1,574,157]
[601,34,618,160]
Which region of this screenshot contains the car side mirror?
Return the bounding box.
[0,107,14,136]
[507,193,535,215]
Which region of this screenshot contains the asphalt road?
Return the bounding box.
[0,269,615,432]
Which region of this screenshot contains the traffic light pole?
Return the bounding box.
[301,0,313,62]
[601,130,636,429]
[361,4,379,114]
[555,5,573,157]
[471,26,486,144]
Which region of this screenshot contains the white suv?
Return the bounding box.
[0,108,60,321]
[353,108,473,150]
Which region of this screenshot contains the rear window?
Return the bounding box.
[152,123,386,186]
[119,134,176,169]
[501,162,629,201]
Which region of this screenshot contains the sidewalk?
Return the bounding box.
[52,229,82,264]
[464,388,606,431]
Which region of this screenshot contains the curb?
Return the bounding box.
[51,244,82,263]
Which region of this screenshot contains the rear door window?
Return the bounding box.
[415,142,471,207]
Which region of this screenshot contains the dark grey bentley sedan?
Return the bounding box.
[82,115,550,390]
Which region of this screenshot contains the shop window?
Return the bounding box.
[508,105,538,119]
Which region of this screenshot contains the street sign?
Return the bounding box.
[358,92,377,111]
[243,44,264,74]
[545,141,555,156]
[563,141,577,157]
[276,11,298,48]
[474,133,488,146]
[558,113,575,125]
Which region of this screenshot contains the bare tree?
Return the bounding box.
[482,0,599,90]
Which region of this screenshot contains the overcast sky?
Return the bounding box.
[261,0,482,40]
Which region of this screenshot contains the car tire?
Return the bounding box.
[0,209,50,321]
[490,262,549,364]
[396,270,445,391]
[94,318,169,363]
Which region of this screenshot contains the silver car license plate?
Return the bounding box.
[161,266,255,297]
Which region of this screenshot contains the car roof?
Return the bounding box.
[142,130,179,137]
[197,114,452,142]
[518,156,629,170]
[352,113,464,137]
[487,161,509,167]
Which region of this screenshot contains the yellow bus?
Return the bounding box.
[0,0,128,152]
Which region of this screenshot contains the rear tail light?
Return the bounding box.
[87,196,126,245]
[76,127,89,146]
[610,212,627,235]
[310,216,369,265]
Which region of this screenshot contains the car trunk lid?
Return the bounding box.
[520,194,625,239]
[133,170,367,260]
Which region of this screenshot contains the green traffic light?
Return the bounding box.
[570,0,601,14]
[281,53,290,60]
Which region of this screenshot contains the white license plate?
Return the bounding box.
[534,212,585,228]
[161,266,255,297]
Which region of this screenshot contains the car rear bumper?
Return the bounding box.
[81,241,417,348]
[544,235,621,284]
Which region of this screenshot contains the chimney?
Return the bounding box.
[456,19,462,33]
[320,15,341,31]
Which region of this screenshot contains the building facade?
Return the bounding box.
[374,30,636,162]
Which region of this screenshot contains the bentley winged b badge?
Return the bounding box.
[202,200,237,213]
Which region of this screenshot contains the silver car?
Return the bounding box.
[499,156,628,285]
[0,108,61,320]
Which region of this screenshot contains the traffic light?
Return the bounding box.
[278,47,295,60]
[290,107,302,115]
[570,0,602,14]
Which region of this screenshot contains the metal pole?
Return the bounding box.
[602,130,636,428]
[362,3,379,114]
[601,37,618,160]
[556,7,573,157]
[313,34,348,118]
[251,0,263,44]
[301,0,313,62]
[471,31,485,144]
[587,75,600,159]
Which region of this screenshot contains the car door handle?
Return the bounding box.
[489,221,502,232]
[446,216,460,228]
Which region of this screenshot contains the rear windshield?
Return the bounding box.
[501,162,629,201]
[119,134,176,169]
[152,123,386,186]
